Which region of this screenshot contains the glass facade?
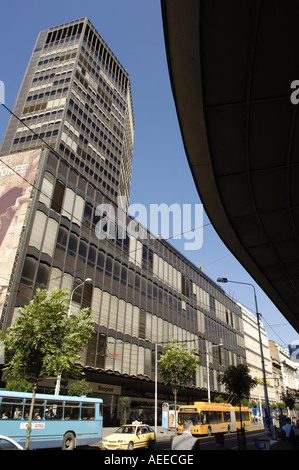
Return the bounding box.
[0,19,246,424]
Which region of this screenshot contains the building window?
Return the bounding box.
[51,179,65,213]
[35,263,50,289]
[20,257,37,286]
[67,233,78,258]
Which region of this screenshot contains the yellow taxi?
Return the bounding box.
[101,424,156,450]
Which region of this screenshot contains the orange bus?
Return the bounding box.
[178,402,251,436]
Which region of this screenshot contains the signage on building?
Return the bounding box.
[97,383,121,395]
[162,403,169,429]
[0,149,42,317]
[289,341,299,363]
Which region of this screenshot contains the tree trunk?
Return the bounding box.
[25,382,37,450]
[173,388,178,429]
[239,401,243,429]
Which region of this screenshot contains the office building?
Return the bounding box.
[0,18,134,207]
[240,303,275,405]
[0,19,247,425]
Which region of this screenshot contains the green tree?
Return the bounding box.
[282,390,297,411]
[158,339,199,424]
[2,288,94,449]
[68,379,93,397]
[219,364,257,428]
[5,376,32,392]
[214,394,225,403]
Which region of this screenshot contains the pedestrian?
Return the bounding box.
[269,428,293,450]
[171,420,200,450]
[214,432,232,450]
[282,417,296,438]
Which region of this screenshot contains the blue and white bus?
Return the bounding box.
[0,390,103,449]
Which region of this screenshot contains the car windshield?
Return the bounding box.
[115,426,136,434]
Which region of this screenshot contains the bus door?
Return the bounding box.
[230,407,236,432]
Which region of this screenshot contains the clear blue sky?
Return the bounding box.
[0,0,297,348]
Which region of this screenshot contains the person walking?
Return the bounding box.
[214,432,232,450]
[269,428,294,450]
[171,420,200,450]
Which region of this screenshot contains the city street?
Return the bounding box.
[79,425,269,451]
[153,428,268,450]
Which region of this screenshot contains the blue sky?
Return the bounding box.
[0,0,298,348]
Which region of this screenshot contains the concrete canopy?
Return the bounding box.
[161,0,299,332]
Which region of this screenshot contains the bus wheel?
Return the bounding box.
[62,432,76,450]
[128,441,134,450]
[207,427,212,436]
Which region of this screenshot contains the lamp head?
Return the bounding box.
[217,277,228,283]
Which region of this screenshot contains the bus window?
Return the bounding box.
[0,398,24,420]
[81,402,95,420]
[64,401,80,420]
[24,399,45,420]
[236,411,250,422]
[223,411,231,422]
[45,400,63,419]
[202,411,222,424]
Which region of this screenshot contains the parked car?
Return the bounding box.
[101,424,156,450]
[0,435,24,450]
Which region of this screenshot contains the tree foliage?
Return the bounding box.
[220,363,257,430]
[68,379,93,397]
[2,288,94,385]
[158,339,199,392]
[158,338,199,421]
[2,288,94,449]
[282,390,297,410]
[219,364,257,402]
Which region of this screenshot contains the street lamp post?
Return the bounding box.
[206,341,223,402]
[54,277,92,395]
[217,277,272,433]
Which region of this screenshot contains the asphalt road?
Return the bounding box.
[153,428,268,450]
[78,427,269,451]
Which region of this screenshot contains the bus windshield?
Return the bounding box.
[178,412,200,425]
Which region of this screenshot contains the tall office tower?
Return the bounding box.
[0,19,247,424]
[0,18,134,207]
